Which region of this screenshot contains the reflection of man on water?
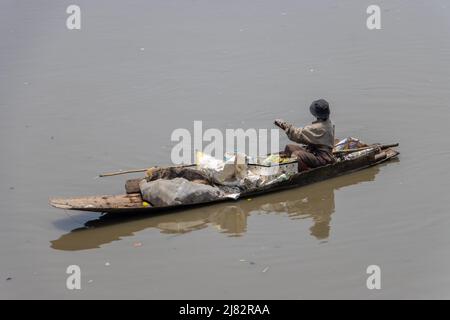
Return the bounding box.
[242,167,379,240]
[257,182,334,240]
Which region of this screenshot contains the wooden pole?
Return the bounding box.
[98,168,149,178]
[98,164,196,178]
[333,143,399,155]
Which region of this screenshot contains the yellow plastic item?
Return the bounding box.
[146,168,154,177]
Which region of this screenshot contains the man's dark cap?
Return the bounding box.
[309,99,330,119]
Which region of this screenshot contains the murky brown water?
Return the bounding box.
[1,0,450,299]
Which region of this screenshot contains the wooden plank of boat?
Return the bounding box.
[49,147,399,214]
[50,193,146,212]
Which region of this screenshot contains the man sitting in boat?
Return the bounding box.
[274,99,335,171]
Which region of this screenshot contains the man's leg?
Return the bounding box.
[284,144,323,171]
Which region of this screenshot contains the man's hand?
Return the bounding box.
[274,119,288,130]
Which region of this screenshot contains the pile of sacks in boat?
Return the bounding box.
[139,152,297,207]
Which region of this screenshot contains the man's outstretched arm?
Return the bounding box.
[274,119,304,144]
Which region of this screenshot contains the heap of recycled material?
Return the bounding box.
[140,137,373,207]
[139,152,299,207]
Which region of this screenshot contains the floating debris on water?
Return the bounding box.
[105,262,110,267]
[133,241,143,248]
[6,277,12,281]
[262,266,270,273]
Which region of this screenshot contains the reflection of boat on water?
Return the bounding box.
[51,164,391,251]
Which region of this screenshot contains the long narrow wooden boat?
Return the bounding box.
[49,146,399,214]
